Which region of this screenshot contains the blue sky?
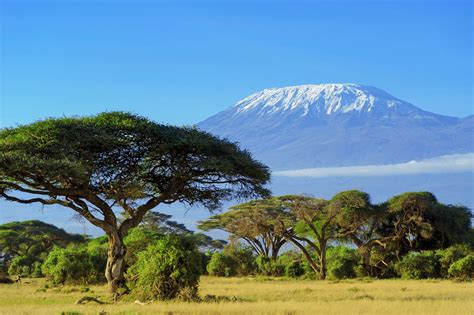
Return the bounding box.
[1,0,472,128]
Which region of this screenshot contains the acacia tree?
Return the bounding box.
[138,211,192,234]
[381,192,473,259]
[330,190,388,275]
[277,195,338,280]
[0,112,270,295]
[0,220,85,258]
[198,198,288,259]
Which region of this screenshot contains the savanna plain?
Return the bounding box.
[1,276,472,315]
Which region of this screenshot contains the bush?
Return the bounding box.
[207,244,256,277]
[123,227,162,267]
[448,255,474,280]
[327,246,360,280]
[396,251,441,279]
[42,245,107,285]
[31,261,43,278]
[207,252,236,277]
[225,244,257,276]
[437,244,472,278]
[7,255,39,277]
[285,260,305,278]
[127,235,202,301]
[255,255,285,276]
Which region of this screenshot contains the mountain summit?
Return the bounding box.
[232,83,419,116]
[199,84,472,170]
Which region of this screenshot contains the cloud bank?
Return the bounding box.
[273,153,474,178]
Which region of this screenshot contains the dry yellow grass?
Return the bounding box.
[0,276,473,314]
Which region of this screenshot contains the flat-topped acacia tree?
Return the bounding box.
[0,112,270,295]
[198,198,289,259]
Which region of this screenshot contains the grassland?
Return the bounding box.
[0,276,473,314]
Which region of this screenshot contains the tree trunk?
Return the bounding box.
[319,242,327,280]
[360,246,372,276]
[105,232,127,296]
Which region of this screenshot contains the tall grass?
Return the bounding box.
[0,276,472,314]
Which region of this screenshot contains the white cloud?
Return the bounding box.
[273,153,474,178]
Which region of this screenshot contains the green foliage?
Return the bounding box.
[327,246,360,280]
[1,113,270,293]
[0,112,270,212]
[273,250,305,278]
[436,244,472,277]
[383,192,472,252]
[331,190,373,228]
[42,245,107,285]
[206,244,256,277]
[396,251,441,279]
[198,198,287,258]
[8,255,37,277]
[0,220,86,277]
[285,260,305,278]
[127,235,202,301]
[223,244,257,276]
[255,255,285,276]
[448,255,474,280]
[207,252,237,277]
[123,227,162,267]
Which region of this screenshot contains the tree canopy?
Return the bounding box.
[0,220,85,258]
[198,197,288,259]
[199,191,472,280]
[0,112,271,294]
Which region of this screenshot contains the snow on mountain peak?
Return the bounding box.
[233,83,408,116]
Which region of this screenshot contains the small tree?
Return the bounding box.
[0,112,270,295]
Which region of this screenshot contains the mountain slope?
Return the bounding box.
[198,84,473,170]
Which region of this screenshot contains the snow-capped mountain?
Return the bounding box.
[233,84,417,116]
[199,84,473,170]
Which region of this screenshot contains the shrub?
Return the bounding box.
[285,260,305,278]
[207,244,256,277]
[127,235,202,301]
[7,255,38,277]
[327,246,360,280]
[123,227,162,267]
[207,252,236,277]
[448,255,474,280]
[224,244,257,276]
[255,255,285,276]
[396,251,441,279]
[42,245,107,285]
[437,244,472,278]
[31,261,43,278]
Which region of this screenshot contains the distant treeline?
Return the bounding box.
[199,191,473,280]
